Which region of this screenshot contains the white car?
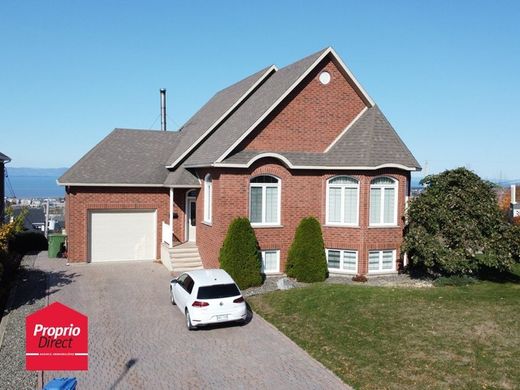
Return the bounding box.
[169,269,247,330]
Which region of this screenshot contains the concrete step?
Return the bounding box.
[169,247,200,255]
[173,259,203,267]
[172,265,204,273]
[165,242,204,273]
[171,252,201,261]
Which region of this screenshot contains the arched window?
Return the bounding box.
[249,175,280,225]
[370,177,397,225]
[326,176,359,225]
[203,174,212,223]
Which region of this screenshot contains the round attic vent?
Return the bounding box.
[319,71,331,85]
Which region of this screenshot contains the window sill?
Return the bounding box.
[252,224,284,229]
[368,225,400,229]
[324,224,360,228]
[367,270,398,276]
[201,221,212,227]
[328,269,357,275]
[263,271,283,276]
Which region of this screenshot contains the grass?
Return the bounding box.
[249,265,520,390]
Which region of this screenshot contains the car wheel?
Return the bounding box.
[185,309,196,331]
[170,288,176,305]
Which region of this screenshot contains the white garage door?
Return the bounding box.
[89,210,156,262]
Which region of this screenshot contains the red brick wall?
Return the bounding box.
[238,58,367,153]
[66,187,174,262]
[195,160,409,275]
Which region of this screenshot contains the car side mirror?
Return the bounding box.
[170,279,178,284]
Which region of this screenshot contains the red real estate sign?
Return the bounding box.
[26,302,88,371]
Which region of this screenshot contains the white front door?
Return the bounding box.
[187,198,196,242]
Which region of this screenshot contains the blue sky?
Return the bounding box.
[1,1,518,180]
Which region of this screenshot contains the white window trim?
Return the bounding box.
[368,249,397,274]
[369,177,398,227]
[326,249,358,274]
[261,250,280,274]
[203,174,212,223]
[325,176,360,226]
[249,175,281,226]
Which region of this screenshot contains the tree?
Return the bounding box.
[286,217,328,282]
[219,217,262,289]
[403,167,520,276]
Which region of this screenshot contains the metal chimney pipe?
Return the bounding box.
[160,88,167,131]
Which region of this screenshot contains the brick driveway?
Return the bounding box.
[37,254,348,389]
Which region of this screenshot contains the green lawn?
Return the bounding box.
[249,269,520,389]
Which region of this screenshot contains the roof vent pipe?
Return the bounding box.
[160,88,167,131]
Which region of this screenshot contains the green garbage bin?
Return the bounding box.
[48,234,67,258]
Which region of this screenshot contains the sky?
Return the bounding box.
[1,1,519,180]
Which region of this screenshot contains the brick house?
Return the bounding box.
[58,47,421,276]
[1,152,11,224]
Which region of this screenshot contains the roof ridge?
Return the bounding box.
[114,128,180,134]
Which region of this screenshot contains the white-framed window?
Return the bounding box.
[326,249,358,273]
[368,250,396,273]
[203,174,212,223]
[249,175,281,226]
[261,250,280,274]
[370,177,398,226]
[326,176,359,226]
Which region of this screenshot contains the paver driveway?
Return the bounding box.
[37,255,348,389]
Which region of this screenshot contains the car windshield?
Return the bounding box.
[197,283,240,299]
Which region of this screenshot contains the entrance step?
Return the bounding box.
[161,242,203,273]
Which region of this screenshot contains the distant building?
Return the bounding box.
[8,206,64,233]
[0,152,11,224]
[511,185,520,219]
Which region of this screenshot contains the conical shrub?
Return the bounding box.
[219,217,262,289]
[286,217,327,282]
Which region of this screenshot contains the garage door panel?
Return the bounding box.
[89,210,156,262]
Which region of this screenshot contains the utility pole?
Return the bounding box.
[44,199,49,238]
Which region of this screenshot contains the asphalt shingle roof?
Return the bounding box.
[163,168,200,187]
[183,48,329,166]
[166,66,274,167]
[58,129,180,185]
[0,152,10,162]
[60,48,420,187]
[222,107,420,169]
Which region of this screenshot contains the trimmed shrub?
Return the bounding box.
[219,217,262,289]
[286,217,327,282]
[9,231,48,254]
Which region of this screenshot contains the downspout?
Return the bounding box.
[169,187,174,248]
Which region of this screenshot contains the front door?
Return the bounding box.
[187,198,196,242]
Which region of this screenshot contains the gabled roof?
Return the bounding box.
[166,65,276,168]
[180,47,378,167]
[218,106,420,171]
[58,129,180,186]
[0,152,11,162]
[60,47,420,188]
[325,106,420,169]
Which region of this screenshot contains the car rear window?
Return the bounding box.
[197,283,240,299]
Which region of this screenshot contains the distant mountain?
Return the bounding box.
[4,167,68,198]
[7,167,68,177]
[411,174,519,189]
